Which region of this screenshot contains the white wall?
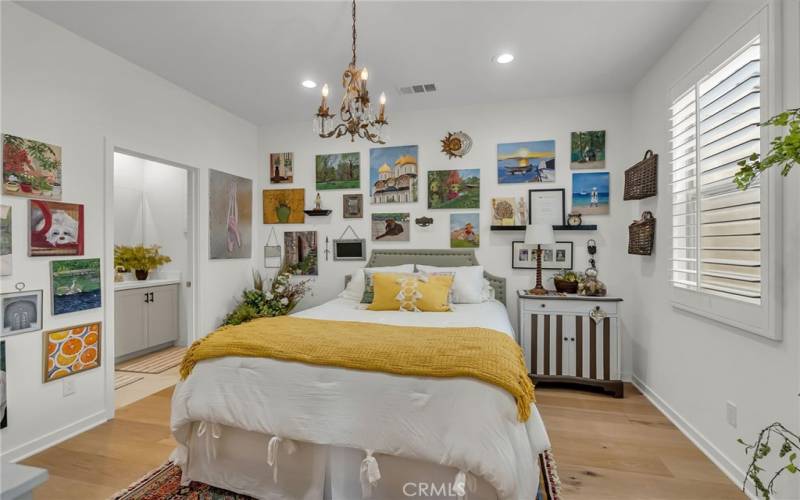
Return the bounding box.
[114,152,190,345]
[627,0,800,496]
[0,2,259,461]
[259,92,634,364]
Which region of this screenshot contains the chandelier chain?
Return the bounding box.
[351,0,357,66]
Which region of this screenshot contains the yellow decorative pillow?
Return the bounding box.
[367,273,454,312]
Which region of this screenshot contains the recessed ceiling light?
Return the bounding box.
[301,80,317,89]
[495,53,514,64]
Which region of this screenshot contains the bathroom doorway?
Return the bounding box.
[111,150,197,407]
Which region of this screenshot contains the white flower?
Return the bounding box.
[280,297,289,305]
[265,292,274,300]
[274,286,284,293]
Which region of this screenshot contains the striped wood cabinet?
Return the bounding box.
[518,292,624,397]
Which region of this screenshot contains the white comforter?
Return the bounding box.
[171,298,550,500]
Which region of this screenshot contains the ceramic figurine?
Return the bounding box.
[517,197,527,225]
[315,193,322,210]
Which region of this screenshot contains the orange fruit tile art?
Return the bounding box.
[43,322,101,382]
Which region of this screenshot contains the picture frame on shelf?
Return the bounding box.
[528,188,566,226]
[512,241,573,270]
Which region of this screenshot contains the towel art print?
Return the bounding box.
[209,169,252,259]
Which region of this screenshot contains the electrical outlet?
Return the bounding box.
[726,401,738,428]
[62,378,76,397]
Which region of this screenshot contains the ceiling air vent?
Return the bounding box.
[398,83,437,95]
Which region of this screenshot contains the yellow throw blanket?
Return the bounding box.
[180,316,535,421]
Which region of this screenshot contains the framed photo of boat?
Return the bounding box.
[497,140,556,184]
[528,188,565,226]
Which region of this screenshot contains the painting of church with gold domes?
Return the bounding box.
[369,145,418,204]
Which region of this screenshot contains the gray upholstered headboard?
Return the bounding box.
[345,249,507,306]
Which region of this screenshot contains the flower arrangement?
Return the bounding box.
[114,244,172,280]
[223,264,312,326]
[551,269,583,294]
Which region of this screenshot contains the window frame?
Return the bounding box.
[668,4,782,340]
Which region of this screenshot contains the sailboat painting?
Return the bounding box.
[209,169,252,259]
[497,140,556,184]
[50,258,101,315]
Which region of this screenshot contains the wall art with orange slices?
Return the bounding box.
[43,322,101,383]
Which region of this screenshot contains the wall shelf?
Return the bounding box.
[304,209,332,216]
[490,224,597,231]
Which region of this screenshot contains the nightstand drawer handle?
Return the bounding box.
[540,304,546,308]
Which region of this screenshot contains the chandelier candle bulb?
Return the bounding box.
[378,92,386,122]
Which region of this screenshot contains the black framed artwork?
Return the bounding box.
[528,188,566,226]
[512,241,574,270]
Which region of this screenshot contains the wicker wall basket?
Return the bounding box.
[628,211,656,255]
[624,150,658,200]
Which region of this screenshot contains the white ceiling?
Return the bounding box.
[19,1,709,125]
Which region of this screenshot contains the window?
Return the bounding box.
[671,36,762,304]
[669,5,780,340]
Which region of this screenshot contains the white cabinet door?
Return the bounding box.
[146,285,179,347]
[115,288,148,358]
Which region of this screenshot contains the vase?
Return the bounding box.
[276,203,291,223]
[135,269,149,280]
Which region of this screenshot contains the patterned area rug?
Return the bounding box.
[114,372,144,390]
[113,453,561,499]
[117,347,187,374]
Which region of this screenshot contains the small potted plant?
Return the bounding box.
[114,244,172,280]
[552,269,581,294]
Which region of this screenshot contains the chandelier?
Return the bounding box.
[313,0,388,144]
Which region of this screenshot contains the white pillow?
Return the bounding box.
[481,279,496,302]
[339,264,415,301]
[416,265,484,304]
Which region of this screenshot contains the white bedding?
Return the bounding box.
[171,298,550,500]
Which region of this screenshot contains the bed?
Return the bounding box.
[170,249,551,500]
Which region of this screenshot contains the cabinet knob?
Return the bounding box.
[540,304,546,308]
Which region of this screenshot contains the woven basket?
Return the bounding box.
[628,211,656,255]
[624,150,658,200]
[554,278,579,294]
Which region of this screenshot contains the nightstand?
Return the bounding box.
[518,291,624,398]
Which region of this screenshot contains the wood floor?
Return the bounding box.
[22,383,745,499]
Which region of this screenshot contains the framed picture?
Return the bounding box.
[512,241,574,270]
[1,340,6,429]
[209,169,252,259]
[263,188,305,224]
[1,289,43,337]
[497,140,555,184]
[333,239,366,261]
[371,213,410,242]
[450,213,480,248]
[370,145,418,204]
[1,205,11,276]
[572,172,610,215]
[491,197,518,226]
[528,188,566,226]
[43,322,101,383]
[51,258,102,315]
[29,200,85,257]
[342,194,363,219]
[570,130,606,169]
[428,169,480,209]
[284,231,317,276]
[269,152,293,183]
[3,134,63,200]
[315,153,360,190]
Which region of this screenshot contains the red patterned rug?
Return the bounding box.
[113,452,561,499]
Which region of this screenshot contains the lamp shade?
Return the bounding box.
[524,224,555,245]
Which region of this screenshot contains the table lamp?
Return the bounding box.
[524,224,555,295]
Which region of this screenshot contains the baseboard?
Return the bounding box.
[631,375,757,500]
[1,410,108,463]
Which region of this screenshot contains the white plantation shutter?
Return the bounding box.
[671,36,761,304]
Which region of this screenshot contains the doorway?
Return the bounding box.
[111,150,197,407]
